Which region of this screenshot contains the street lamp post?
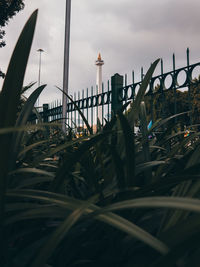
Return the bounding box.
[37,48,44,107]
[62,0,71,132]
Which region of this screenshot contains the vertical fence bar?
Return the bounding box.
[74,92,76,135]
[54,100,56,121]
[52,101,54,121]
[51,102,53,122]
[51,102,53,121]
[91,86,93,132]
[57,99,59,121]
[52,102,54,122]
[55,99,58,120]
[161,59,165,119]
[82,89,84,134]
[161,59,164,74]
[107,80,110,122]
[132,70,134,84]
[56,100,57,121]
[54,101,55,121]
[55,100,57,121]
[61,99,62,120]
[78,91,80,136]
[173,53,177,123]
[55,100,56,121]
[150,81,154,123]
[43,104,49,123]
[56,100,58,121]
[58,99,60,121]
[70,95,72,130]
[141,67,144,81]
[102,82,104,126]
[125,74,127,109]
[111,73,123,116]
[132,70,135,100]
[125,74,127,86]
[187,48,192,125]
[86,88,89,129]
[148,64,154,122]
[96,85,98,129]
[54,100,55,121]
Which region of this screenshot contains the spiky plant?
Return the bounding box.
[1,9,200,267]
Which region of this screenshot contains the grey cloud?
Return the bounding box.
[1,0,200,103]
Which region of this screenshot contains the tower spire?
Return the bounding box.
[97,52,101,61]
[95,52,104,125]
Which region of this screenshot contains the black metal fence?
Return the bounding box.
[29,48,200,131]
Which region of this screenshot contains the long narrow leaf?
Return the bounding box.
[127,59,160,125]
[7,189,169,255]
[30,208,85,267]
[10,85,46,170]
[97,196,200,214]
[0,11,38,254]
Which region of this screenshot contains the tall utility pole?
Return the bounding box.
[37,48,44,107]
[62,0,71,132]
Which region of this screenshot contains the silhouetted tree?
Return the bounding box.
[0,0,25,78]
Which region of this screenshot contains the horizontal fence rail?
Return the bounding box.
[119,62,200,101]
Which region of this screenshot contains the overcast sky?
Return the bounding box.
[1,0,200,105]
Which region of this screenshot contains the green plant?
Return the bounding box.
[1,9,200,267]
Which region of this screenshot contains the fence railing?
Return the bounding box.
[29,48,200,131]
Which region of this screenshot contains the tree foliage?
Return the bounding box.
[145,77,200,127]
[0,0,25,78]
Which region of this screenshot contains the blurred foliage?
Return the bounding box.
[145,78,200,128]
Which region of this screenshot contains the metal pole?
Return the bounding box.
[62,0,71,132]
[37,48,44,107]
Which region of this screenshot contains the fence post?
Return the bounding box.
[111,73,123,115]
[43,104,49,122]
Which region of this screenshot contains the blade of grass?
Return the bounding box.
[149,111,191,134]
[151,215,200,267]
[18,140,49,158]
[96,196,200,214]
[9,168,55,178]
[10,85,46,170]
[0,10,38,260]
[0,122,61,135]
[30,208,85,267]
[127,59,160,125]
[135,161,165,176]
[21,82,37,95]
[15,177,54,189]
[7,189,169,255]
[16,85,46,127]
[0,10,38,128]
